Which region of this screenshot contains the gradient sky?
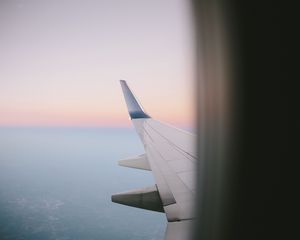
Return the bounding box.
[0,0,195,128]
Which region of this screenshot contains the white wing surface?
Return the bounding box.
[112,80,196,240]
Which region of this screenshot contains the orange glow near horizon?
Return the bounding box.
[0,97,195,129]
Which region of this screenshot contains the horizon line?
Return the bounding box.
[0,122,195,131]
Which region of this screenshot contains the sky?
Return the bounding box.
[0,0,195,128]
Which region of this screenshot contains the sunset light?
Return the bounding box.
[0,0,194,129]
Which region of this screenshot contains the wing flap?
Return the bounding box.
[165,220,193,240]
[118,154,151,171]
[111,185,164,213]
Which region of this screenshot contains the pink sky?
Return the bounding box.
[0,0,195,129]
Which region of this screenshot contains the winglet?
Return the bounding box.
[120,80,150,119]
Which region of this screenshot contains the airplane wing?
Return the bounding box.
[112,80,196,240]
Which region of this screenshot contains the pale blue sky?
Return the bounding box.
[0,0,195,127]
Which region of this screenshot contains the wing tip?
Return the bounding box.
[119,80,151,119]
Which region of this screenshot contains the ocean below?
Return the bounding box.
[0,127,165,240]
